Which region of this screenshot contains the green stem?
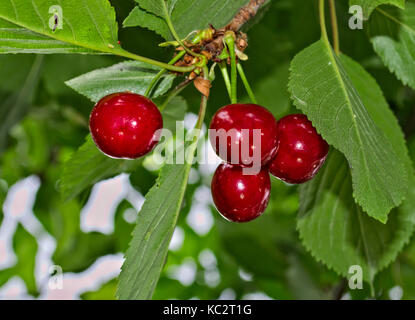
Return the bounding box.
[319,0,329,43]
[160,78,192,111]
[195,81,209,131]
[225,33,238,104]
[115,48,195,73]
[237,63,257,104]
[219,62,232,100]
[329,0,340,55]
[145,51,186,97]
[162,1,203,59]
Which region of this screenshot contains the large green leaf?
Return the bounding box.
[297,51,414,287]
[368,1,415,90]
[125,0,250,40]
[289,39,408,222]
[117,143,197,299]
[298,150,415,287]
[350,0,405,18]
[0,19,95,54]
[65,61,176,103]
[0,0,121,53]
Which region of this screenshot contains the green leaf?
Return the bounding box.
[159,96,188,132]
[368,2,415,90]
[0,18,96,54]
[123,7,170,40]
[289,39,408,222]
[65,61,176,103]
[117,144,197,299]
[136,0,178,18]
[298,150,415,286]
[349,0,405,18]
[0,55,43,152]
[60,136,142,202]
[297,51,414,287]
[0,0,120,53]
[126,0,250,40]
[60,96,187,201]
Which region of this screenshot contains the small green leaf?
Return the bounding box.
[349,0,405,18]
[289,39,408,222]
[65,61,176,103]
[368,2,415,90]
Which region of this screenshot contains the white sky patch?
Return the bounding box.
[238,268,253,282]
[169,227,185,252]
[0,277,32,300]
[218,288,236,300]
[198,249,217,269]
[186,203,214,236]
[167,258,197,287]
[40,254,123,300]
[389,286,403,300]
[198,139,222,177]
[242,292,273,300]
[0,176,132,299]
[80,174,144,235]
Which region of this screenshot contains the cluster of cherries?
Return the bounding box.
[209,103,329,223]
[88,92,329,224]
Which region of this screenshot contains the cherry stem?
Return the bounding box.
[329,0,340,55]
[145,51,186,97]
[117,48,195,73]
[159,78,192,111]
[195,77,209,132]
[237,63,257,104]
[225,33,238,104]
[219,62,232,100]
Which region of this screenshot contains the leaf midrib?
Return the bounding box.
[320,37,374,214]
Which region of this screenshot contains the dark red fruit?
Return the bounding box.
[89,92,163,159]
[209,104,278,166]
[211,163,271,223]
[269,114,329,184]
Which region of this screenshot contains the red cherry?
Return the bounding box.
[209,104,278,166]
[269,114,329,184]
[89,92,163,159]
[211,163,271,223]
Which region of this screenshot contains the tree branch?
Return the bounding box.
[226,0,267,31]
[205,0,268,58]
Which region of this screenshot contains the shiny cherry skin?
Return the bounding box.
[89,92,163,159]
[211,163,271,223]
[209,104,278,167]
[269,114,329,184]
